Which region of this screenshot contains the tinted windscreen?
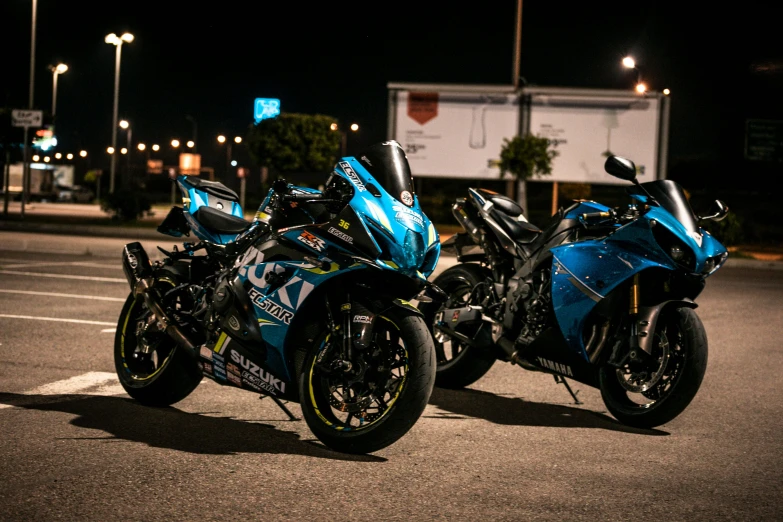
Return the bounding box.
[356,141,415,204]
[627,180,699,235]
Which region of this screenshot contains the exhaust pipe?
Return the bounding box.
[122,242,198,357]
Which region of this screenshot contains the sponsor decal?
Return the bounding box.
[451,310,460,322]
[353,315,372,324]
[337,219,350,230]
[213,352,224,364]
[203,362,213,374]
[297,230,326,252]
[227,362,241,376]
[328,226,353,244]
[339,161,366,192]
[231,350,286,394]
[128,254,138,269]
[400,190,414,207]
[392,204,424,228]
[536,357,574,377]
[227,371,242,386]
[248,288,294,324]
[228,315,241,331]
[199,345,213,360]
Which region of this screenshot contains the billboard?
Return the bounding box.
[527,92,662,183]
[388,83,669,185]
[391,87,519,179]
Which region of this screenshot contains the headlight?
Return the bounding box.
[651,225,695,271]
[402,230,426,270]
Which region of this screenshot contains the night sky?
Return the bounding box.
[2,1,782,183]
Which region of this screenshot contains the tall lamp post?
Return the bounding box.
[49,63,68,119]
[331,122,359,156]
[217,135,242,179]
[105,32,134,194]
[119,119,132,188]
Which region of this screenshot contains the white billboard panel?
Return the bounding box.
[528,94,660,184]
[393,90,519,179]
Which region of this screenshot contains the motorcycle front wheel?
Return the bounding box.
[298,306,435,454]
[599,307,708,428]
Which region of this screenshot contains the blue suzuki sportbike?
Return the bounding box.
[420,155,729,428]
[115,140,442,454]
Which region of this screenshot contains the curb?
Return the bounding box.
[2,220,782,270]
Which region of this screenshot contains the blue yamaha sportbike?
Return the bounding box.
[420,155,729,428]
[115,140,442,454]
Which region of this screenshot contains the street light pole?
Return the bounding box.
[105,32,133,194]
[21,0,38,219]
[50,64,68,118]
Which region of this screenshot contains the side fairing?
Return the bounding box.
[235,259,364,380]
[550,219,672,359]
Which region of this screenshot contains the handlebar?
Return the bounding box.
[579,210,616,227]
[280,192,325,203]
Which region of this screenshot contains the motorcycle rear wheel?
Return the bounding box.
[298,307,435,454]
[419,263,496,389]
[114,275,203,407]
[599,307,708,428]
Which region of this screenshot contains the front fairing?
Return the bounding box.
[336,158,440,278]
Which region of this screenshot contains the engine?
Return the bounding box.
[504,268,552,347]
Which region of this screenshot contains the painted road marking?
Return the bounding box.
[0,289,126,302]
[0,372,126,410]
[101,328,117,333]
[0,270,126,283]
[0,371,212,410]
[0,261,121,270]
[0,314,116,326]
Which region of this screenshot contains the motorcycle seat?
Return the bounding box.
[194,206,251,234]
[184,176,240,202]
[476,188,524,217]
[492,207,541,244]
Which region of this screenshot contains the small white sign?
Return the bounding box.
[12,109,43,128]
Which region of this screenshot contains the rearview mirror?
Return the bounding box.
[699,199,729,222]
[604,156,637,181]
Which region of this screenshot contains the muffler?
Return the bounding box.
[121,242,198,357]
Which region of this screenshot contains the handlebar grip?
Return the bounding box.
[282,192,324,203]
[580,211,612,222]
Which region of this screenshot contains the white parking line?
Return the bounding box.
[0,289,126,302]
[0,314,116,326]
[0,270,126,283]
[0,261,122,270]
[0,372,126,410]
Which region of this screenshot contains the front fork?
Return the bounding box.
[609,273,653,367]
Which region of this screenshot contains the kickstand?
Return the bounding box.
[553,375,582,405]
[261,395,300,421]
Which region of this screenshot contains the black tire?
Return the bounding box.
[298,307,435,454]
[419,263,496,389]
[114,277,203,407]
[599,307,708,428]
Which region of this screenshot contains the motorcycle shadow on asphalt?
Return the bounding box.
[0,393,386,461]
[426,388,668,436]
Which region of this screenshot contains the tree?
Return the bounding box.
[498,133,559,214]
[245,113,341,176]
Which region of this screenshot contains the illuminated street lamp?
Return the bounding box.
[171,139,180,148]
[621,56,646,94]
[107,146,115,154]
[49,63,68,118]
[79,150,87,158]
[216,135,242,177]
[32,155,40,162]
[137,143,146,151]
[66,153,73,160]
[332,122,359,156]
[43,156,50,163]
[120,148,128,155]
[55,152,62,159]
[187,140,195,148]
[105,31,134,193]
[151,144,160,152]
[663,88,671,96]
